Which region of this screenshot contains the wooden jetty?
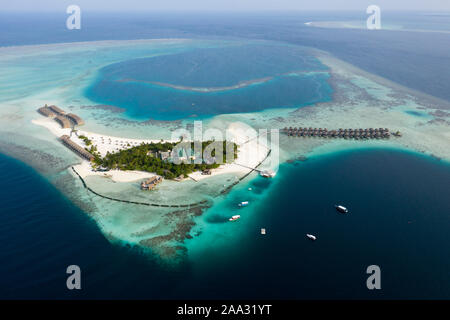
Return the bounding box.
[60,135,94,161]
[282,127,395,139]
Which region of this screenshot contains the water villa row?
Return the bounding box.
[140,176,163,190]
[37,104,85,128]
[282,127,401,139]
[60,135,95,161]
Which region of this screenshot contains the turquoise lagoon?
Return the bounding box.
[85,43,332,120]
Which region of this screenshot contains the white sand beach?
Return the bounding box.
[32,117,271,183]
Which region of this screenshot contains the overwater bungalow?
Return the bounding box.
[48,105,65,115]
[66,113,85,126]
[140,175,163,190]
[37,106,57,118]
[282,126,394,141]
[54,115,71,128]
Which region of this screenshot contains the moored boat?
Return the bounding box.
[306,234,317,241]
[335,205,348,213]
[238,201,249,207]
[260,170,276,178]
[229,215,241,222]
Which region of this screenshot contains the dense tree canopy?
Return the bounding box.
[92,140,238,179]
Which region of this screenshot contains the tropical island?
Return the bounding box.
[87,139,238,179]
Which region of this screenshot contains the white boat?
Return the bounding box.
[229,215,241,222]
[335,205,349,213]
[238,201,249,207]
[306,234,317,241]
[260,170,276,178]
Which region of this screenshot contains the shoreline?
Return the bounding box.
[31,116,271,185]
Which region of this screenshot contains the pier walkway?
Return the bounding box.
[233,162,264,173]
[282,127,400,139]
[71,166,209,209]
[71,148,272,207]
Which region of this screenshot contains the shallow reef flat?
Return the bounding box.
[207,50,450,164]
[0,39,448,263]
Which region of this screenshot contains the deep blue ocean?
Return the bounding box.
[1,11,450,101]
[1,149,449,299]
[0,12,450,299]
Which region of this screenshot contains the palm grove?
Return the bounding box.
[86,138,238,179]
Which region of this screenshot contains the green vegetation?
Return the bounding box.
[79,135,92,146]
[86,145,101,159]
[92,141,238,179]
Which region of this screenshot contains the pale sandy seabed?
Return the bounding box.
[0,39,449,263]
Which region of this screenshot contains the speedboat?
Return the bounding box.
[238,201,249,207]
[229,215,241,222]
[335,205,348,213]
[306,234,317,241]
[260,170,276,178]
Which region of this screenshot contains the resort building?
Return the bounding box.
[37,106,57,118]
[159,151,171,161]
[201,169,212,175]
[174,174,185,182]
[66,113,85,126]
[54,115,72,128]
[37,105,85,128]
[60,135,95,161]
[283,126,392,139]
[48,105,66,115]
[140,176,163,190]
